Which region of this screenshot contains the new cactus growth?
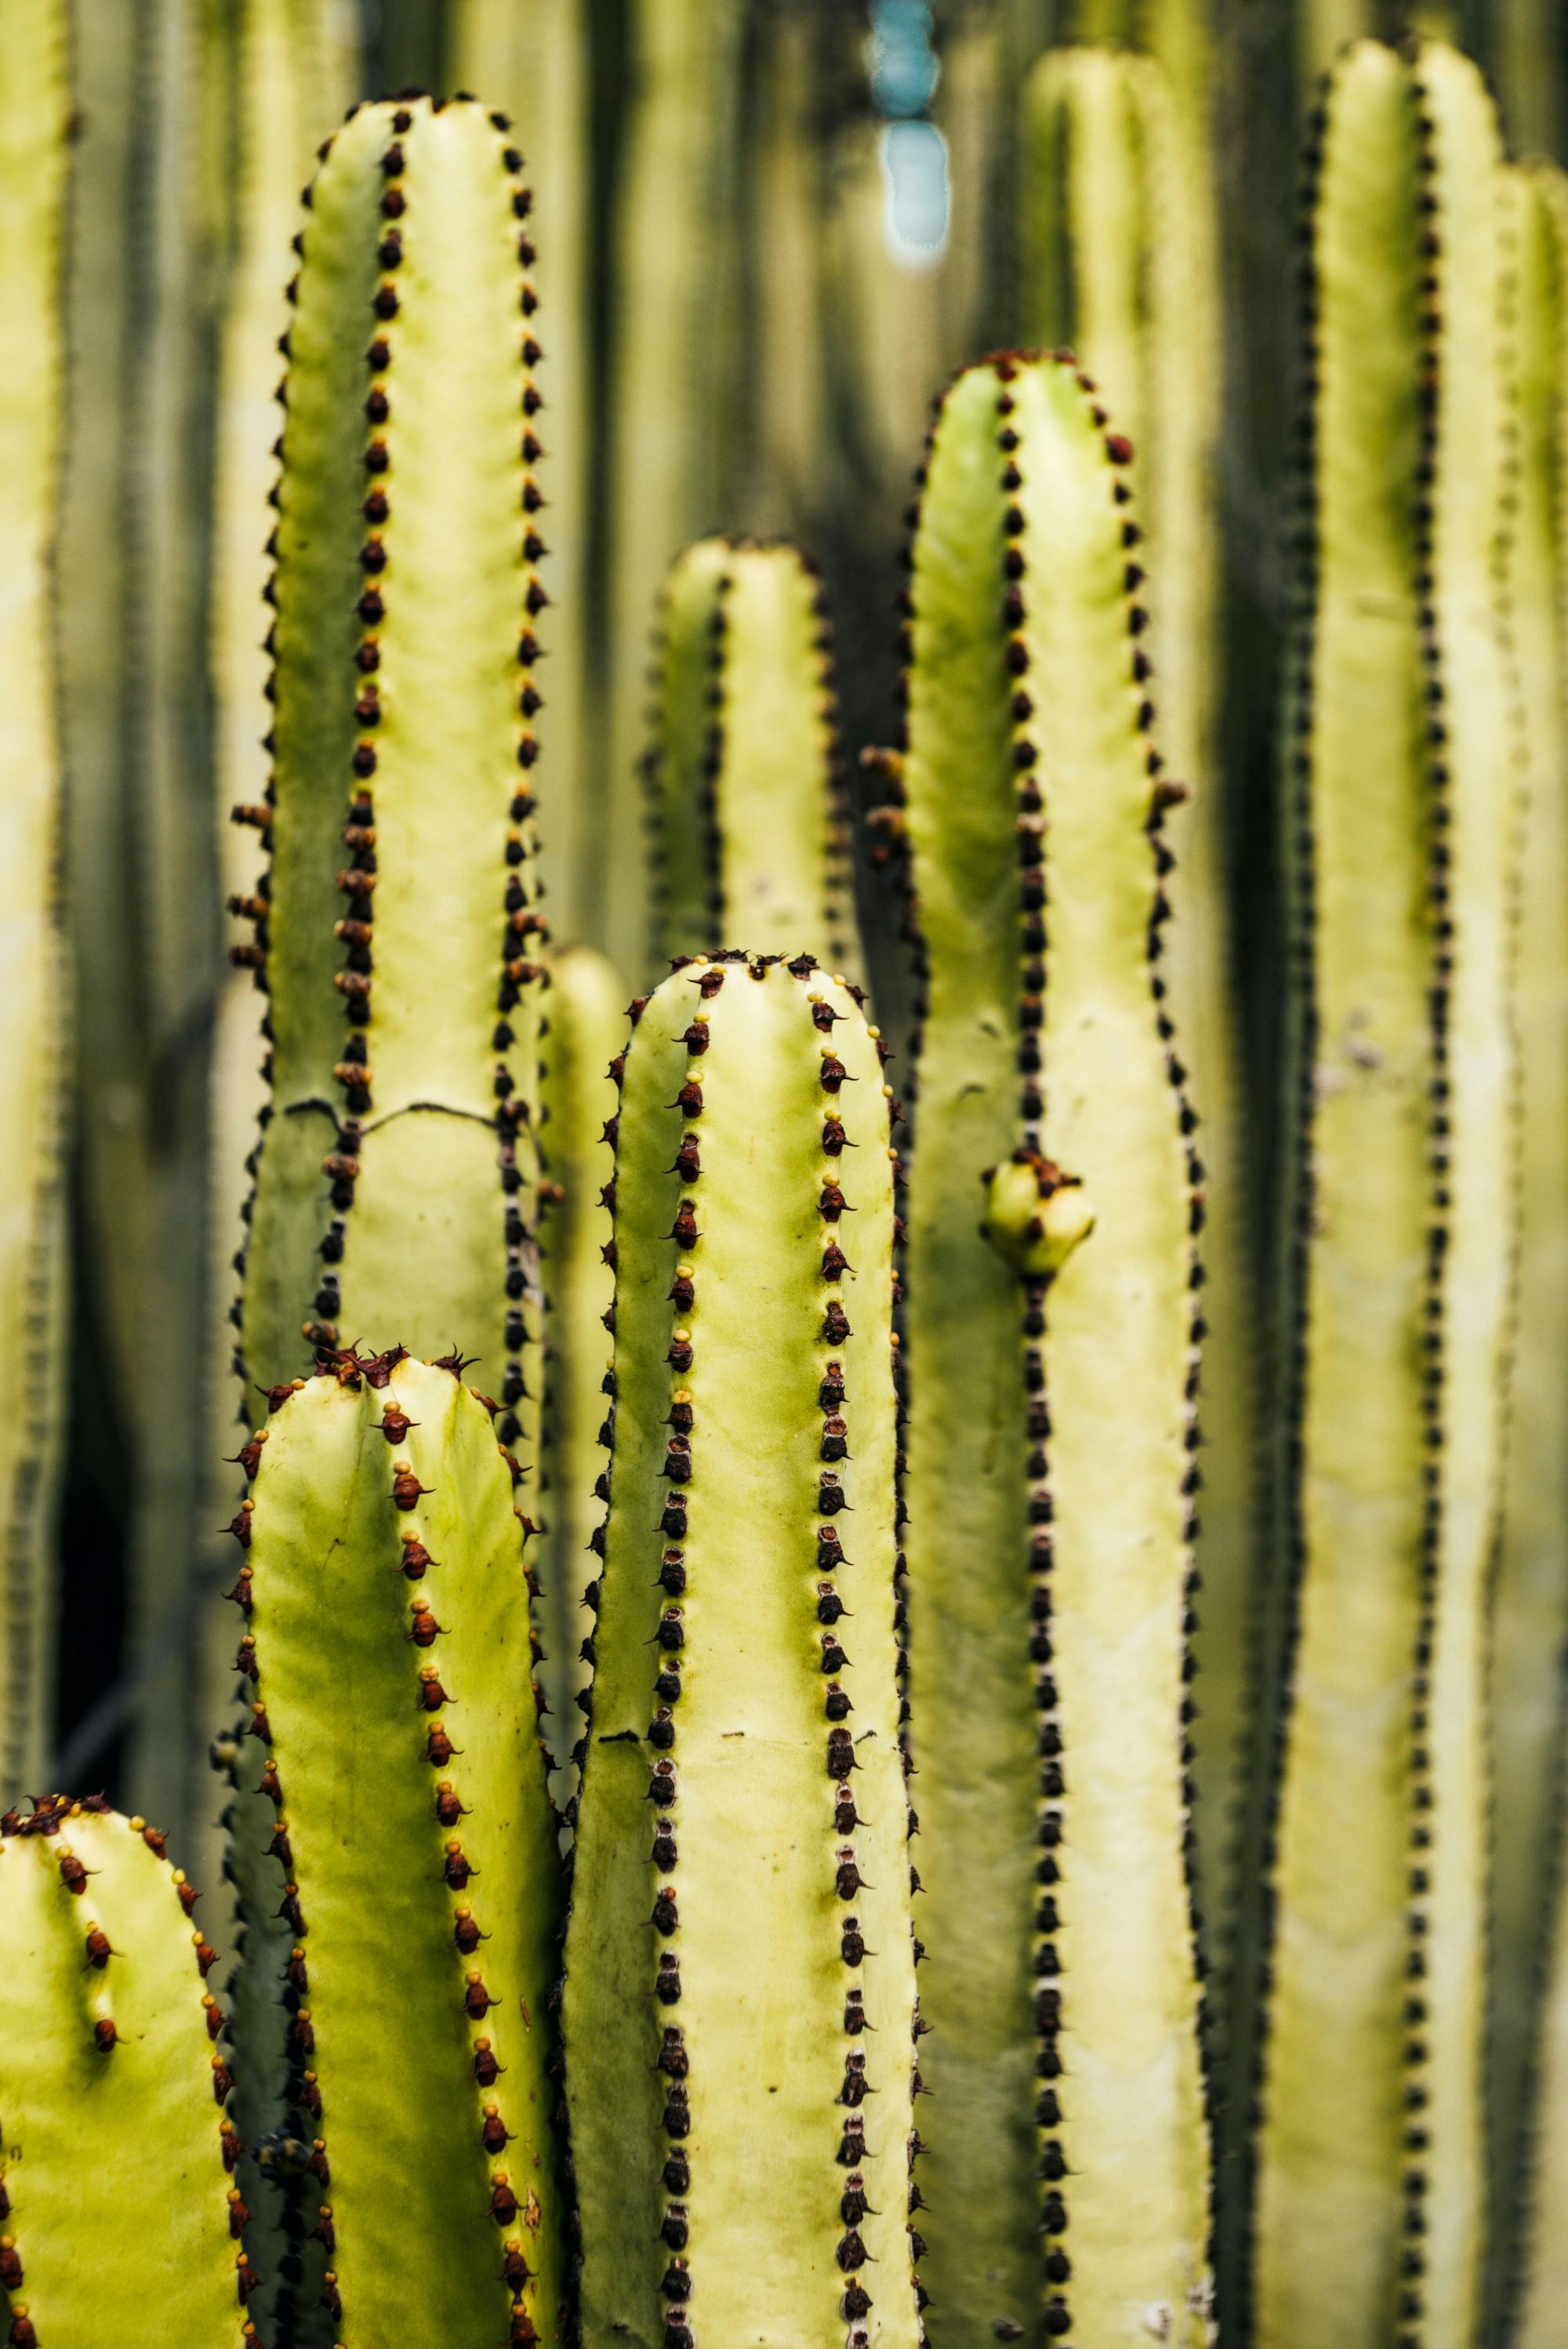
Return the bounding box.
[234,93,548,1486]
[0,1798,245,2345]
[644,538,861,978]
[564,953,920,2349]
[223,1352,566,2349]
[891,350,1211,2344]
[1229,42,1518,2346]
[0,0,67,1801]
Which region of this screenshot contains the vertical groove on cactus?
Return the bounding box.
[225,1354,565,2347]
[538,943,623,1811]
[895,350,1210,2345]
[0,0,68,1802]
[0,1799,245,2344]
[1493,159,1568,2349]
[1229,42,1519,2348]
[564,953,920,2349]
[643,538,861,980]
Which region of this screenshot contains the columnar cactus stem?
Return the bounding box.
[564,953,920,2349]
[224,1353,566,2348]
[234,95,547,1495]
[895,351,1210,2344]
[0,1799,245,2345]
[538,944,623,1807]
[0,0,68,1801]
[1018,42,1247,1953]
[1230,42,1519,2347]
[644,539,861,978]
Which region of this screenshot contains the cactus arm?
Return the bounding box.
[1494,163,1568,2344]
[1298,0,1377,85]
[899,352,1210,2344]
[566,955,918,2349]
[0,0,68,1800]
[538,944,624,1808]
[647,538,861,977]
[0,1803,243,2344]
[230,1356,565,2345]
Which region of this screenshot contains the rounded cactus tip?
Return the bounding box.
[982,1151,1095,1280]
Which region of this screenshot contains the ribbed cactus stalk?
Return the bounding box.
[0,1797,245,2344]
[889,350,1210,2344]
[644,539,861,978]
[233,94,548,1490]
[1018,40,1247,1948]
[1490,160,1568,2347]
[1229,42,1518,2347]
[223,1352,565,2348]
[564,953,920,2349]
[0,0,68,1802]
[537,944,622,1805]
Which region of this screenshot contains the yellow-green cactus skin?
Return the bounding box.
[223,1353,566,2349]
[1231,43,1519,2348]
[564,953,920,2349]
[233,96,548,1494]
[894,351,1210,2345]
[0,1799,245,2347]
[0,0,68,1802]
[644,539,861,979]
[538,944,623,1809]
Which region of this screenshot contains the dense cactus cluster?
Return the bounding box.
[6,5,1568,2347]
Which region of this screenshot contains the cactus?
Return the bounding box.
[232,93,548,1493]
[1228,42,1518,2347]
[890,350,1210,2344]
[1490,160,1568,2346]
[0,1796,245,2344]
[564,952,920,2349]
[537,944,623,1806]
[223,1352,566,2348]
[1494,0,1561,156]
[0,0,68,1802]
[644,538,862,978]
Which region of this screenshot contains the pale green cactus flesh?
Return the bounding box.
[235,96,547,1497]
[564,953,920,2349]
[0,0,68,1802]
[645,539,861,979]
[224,1353,565,2349]
[1494,162,1568,2349]
[0,1799,245,2346]
[538,944,623,1810]
[896,352,1210,2345]
[1233,42,1516,2347]
[1018,37,1247,1959]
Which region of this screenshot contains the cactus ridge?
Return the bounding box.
[233,93,549,1463]
[641,537,861,981]
[565,953,920,2349]
[0,1797,246,2346]
[224,1352,565,2349]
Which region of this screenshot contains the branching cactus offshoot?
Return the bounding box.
[884,350,1211,2345]
[0,1798,245,2347]
[222,1352,566,2349]
[1229,42,1518,2348]
[643,538,862,980]
[233,94,549,1481]
[564,952,921,2349]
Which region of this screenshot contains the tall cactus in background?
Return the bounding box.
[644,539,862,978]
[891,350,1210,2344]
[0,0,68,1803]
[564,953,920,2349]
[1227,43,1518,2347]
[1494,0,1561,158]
[1490,160,1568,2349]
[0,1798,245,2345]
[223,1355,566,2349]
[537,943,622,1807]
[1018,39,1248,1955]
